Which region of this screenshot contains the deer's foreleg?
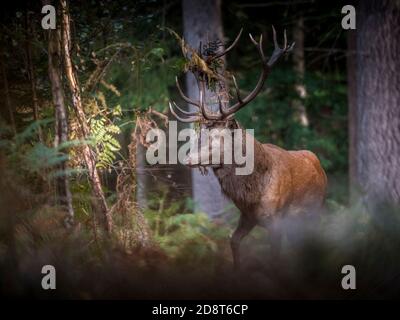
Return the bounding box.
[258,214,283,261]
[230,216,256,270]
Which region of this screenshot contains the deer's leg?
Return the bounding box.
[230,216,255,270]
[259,217,282,260]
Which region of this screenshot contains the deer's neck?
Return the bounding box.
[213,138,269,209]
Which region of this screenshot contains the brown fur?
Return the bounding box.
[213,127,327,269]
[169,25,314,268]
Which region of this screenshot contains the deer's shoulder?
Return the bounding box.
[262,143,287,153]
[289,149,321,165]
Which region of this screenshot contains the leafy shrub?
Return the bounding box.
[144,189,230,272]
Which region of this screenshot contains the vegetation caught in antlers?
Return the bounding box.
[169,26,295,123]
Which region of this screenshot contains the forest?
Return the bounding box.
[0,0,399,299]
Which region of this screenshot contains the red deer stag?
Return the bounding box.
[169,27,327,269]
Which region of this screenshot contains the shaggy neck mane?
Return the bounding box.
[213,137,270,210]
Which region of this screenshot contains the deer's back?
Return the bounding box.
[258,144,327,219]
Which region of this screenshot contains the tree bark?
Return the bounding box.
[356,0,400,208]
[292,15,309,127]
[130,131,151,247]
[182,0,233,218]
[26,11,43,143]
[136,140,148,211]
[347,28,358,201]
[60,0,112,233]
[0,48,16,136]
[47,23,74,225]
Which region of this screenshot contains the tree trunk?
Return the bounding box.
[130,131,151,247]
[292,16,309,127]
[60,0,112,233]
[182,0,233,218]
[347,28,358,201]
[356,0,400,208]
[136,136,148,211]
[26,11,43,143]
[47,23,74,225]
[0,48,16,136]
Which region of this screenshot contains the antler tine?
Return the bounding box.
[249,33,257,46]
[268,26,295,67]
[232,75,242,103]
[222,27,293,116]
[217,95,224,114]
[249,33,266,61]
[198,88,207,119]
[283,29,287,49]
[272,25,278,48]
[208,28,243,61]
[172,101,199,116]
[175,76,201,108]
[198,81,223,120]
[199,87,208,119]
[169,101,200,123]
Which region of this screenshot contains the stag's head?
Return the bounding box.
[169,26,294,169]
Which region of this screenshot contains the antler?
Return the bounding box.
[175,76,202,109]
[171,72,226,122]
[169,26,294,123]
[207,28,243,62]
[198,80,224,121]
[169,75,202,123]
[170,75,221,123]
[169,101,201,123]
[222,26,294,116]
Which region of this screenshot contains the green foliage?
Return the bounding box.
[105,43,180,116]
[144,190,230,270]
[3,0,399,299]
[0,119,76,177]
[77,88,124,171]
[24,143,68,174]
[89,116,121,170]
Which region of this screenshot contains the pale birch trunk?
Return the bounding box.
[47,22,74,225]
[292,16,309,127]
[60,0,112,232]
